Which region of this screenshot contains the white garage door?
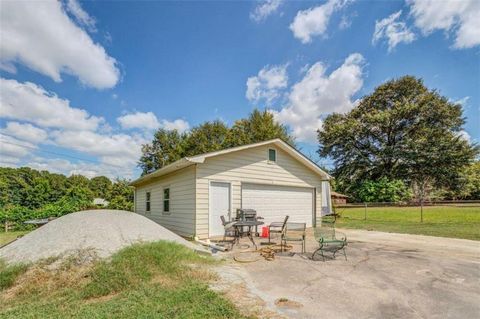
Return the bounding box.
[241,183,314,227]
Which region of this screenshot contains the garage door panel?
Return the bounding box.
[241,183,313,227]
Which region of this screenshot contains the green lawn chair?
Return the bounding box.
[312,217,347,261]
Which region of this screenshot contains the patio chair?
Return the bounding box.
[268,215,289,244]
[220,215,237,243]
[281,222,306,253]
[312,221,347,261]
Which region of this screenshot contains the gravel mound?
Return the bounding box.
[0,210,208,264]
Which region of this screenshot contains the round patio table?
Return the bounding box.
[232,220,264,250]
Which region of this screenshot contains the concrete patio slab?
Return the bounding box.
[213,229,480,319]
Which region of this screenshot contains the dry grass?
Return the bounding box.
[1,251,97,300]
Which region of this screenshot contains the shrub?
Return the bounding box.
[1,196,93,231]
[357,177,412,203]
[107,196,133,211]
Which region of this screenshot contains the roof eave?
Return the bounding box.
[129,158,196,186]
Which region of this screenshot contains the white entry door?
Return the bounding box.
[242,183,314,227]
[209,182,231,237]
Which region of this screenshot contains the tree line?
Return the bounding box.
[0,167,133,230]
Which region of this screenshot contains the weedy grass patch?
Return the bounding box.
[0,241,252,319]
[0,260,28,291]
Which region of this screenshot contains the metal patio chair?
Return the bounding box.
[220,215,237,243]
[281,222,306,253]
[268,215,289,244]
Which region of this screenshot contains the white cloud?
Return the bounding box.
[372,10,416,51]
[117,112,190,133]
[1,122,48,144]
[0,78,103,131]
[0,157,19,167]
[0,78,193,179]
[273,53,365,143]
[0,134,35,160]
[117,112,160,130]
[290,0,348,43]
[49,130,148,177]
[458,130,471,142]
[250,0,283,22]
[408,0,480,49]
[64,0,96,32]
[339,14,352,30]
[0,0,119,88]
[0,61,16,74]
[0,78,147,178]
[159,119,190,133]
[51,130,143,163]
[1,125,145,178]
[246,64,288,104]
[454,96,470,106]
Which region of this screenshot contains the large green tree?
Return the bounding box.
[225,109,294,147]
[139,129,187,174]
[138,109,295,174]
[185,120,230,156]
[318,76,478,201]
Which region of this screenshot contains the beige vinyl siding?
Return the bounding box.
[195,145,325,239]
[134,165,196,238]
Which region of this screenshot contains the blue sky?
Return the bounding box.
[0,0,479,179]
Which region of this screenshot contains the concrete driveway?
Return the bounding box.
[213,229,480,319]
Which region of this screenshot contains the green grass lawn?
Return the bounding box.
[0,231,29,247]
[0,241,252,319]
[335,205,480,240]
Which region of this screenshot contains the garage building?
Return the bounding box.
[130,139,332,239]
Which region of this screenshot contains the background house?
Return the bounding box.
[130,139,332,239]
[331,191,348,205]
